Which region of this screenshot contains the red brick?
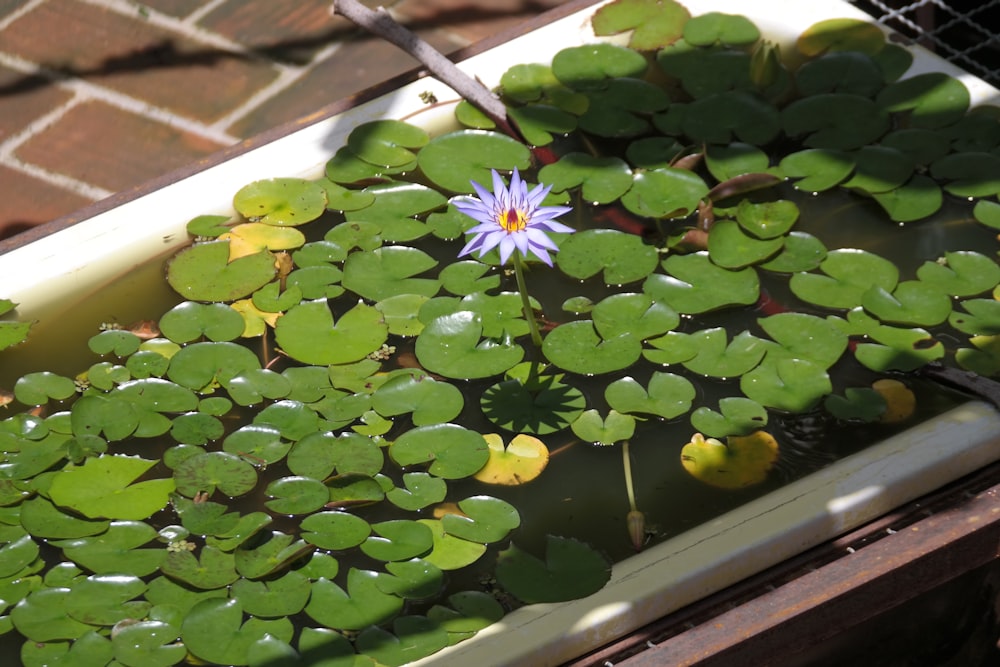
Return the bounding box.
[226,28,465,138]
[0,166,94,240]
[394,0,570,44]
[0,65,74,141]
[0,0,281,123]
[198,0,344,64]
[14,100,228,192]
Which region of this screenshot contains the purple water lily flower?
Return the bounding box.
[454,168,574,266]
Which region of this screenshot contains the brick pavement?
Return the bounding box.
[0,0,567,241]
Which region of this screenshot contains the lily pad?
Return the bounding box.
[415,311,524,379]
[877,71,970,129]
[275,300,387,366]
[871,174,942,222]
[341,246,440,302]
[347,120,428,168]
[361,520,434,562]
[542,320,642,375]
[782,93,889,150]
[480,371,586,435]
[790,249,899,310]
[356,616,450,667]
[707,220,784,269]
[372,374,464,426]
[779,148,854,192]
[690,397,768,438]
[621,167,709,218]
[166,241,276,303]
[605,372,694,419]
[386,473,448,510]
[417,131,531,193]
[591,0,689,50]
[550,42,648,90]
[680,431,778,489]
[473,434,549,485]
[917,251,1000,297]
[861,281,952,327]
[825,387,887,422]
[556,229,660,285]
[304,569,404,631]
[440,496,520,544]
[300,511,370,551]
[173,451,258,498]
[418,519,487,571]
[680,329,769,378]
[740,357,832,412]
[495,536,611,604]
[389,424,489,479]
[181,598,291,665]
[570,409,636,445]
[538,153,633,204]
[233,178,327,226]
[949,299,1000,335]
[683,11,759,46]
[48,456,174,521]
[644,252,760,314]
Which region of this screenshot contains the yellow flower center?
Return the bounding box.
[499,207,527,233]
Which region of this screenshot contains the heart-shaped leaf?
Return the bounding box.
[275,300,387,366]
[495,536,611,604]
[49,456,174,520]
[605,372,695,419]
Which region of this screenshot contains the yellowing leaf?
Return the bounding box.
[473,433,549,485]
[872,378,915,424]
[680,431,778,489]
[219,223,306,261]
[231,299,281,337]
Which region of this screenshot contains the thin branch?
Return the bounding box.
[332,0,518,138]
[917,363,1000,412]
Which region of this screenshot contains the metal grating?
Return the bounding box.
[848,0,1000,87]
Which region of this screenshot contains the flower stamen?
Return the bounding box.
[500,207,527,233]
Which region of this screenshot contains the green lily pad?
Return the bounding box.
[165,341,262,392]
[795,51,886,97]
[357,616,450,667]
[439,261,500,296]
[825,388,887,422]
[854,324,944,372]
[949,299,1000,335]
[111,619,186,667]
[181,598,292,665]
[166,241,276,302]
[275,300,387,366]
[779,148,854,192]
[930,152,1000,198]
[495,536,611,604]
[440,496,520,544]
[19,496,108,540]
[707,220,784,269]
[917,251,1000,297]
[300,511,370,551]
[644,252,760,314]
[66,573,148,626]
[690,397,768,438]
[871,174,942,222]
[264,476,329,515]
[591,0,690,50]
[556,229,660,284]
[956,335,1000,376]
[542,320,642,375]
[221,424,287,465]
[417,131,531,193]
[758,312,849,368]
[427,590,504,636]
[234,530,311,579]
[782,93,889,150]
[345,182,446,242]
[509,104,578,146]
[304,569,404,631]
[550,42,648,90]
[680,91,781,145]
[388,424,489,480]
[11,588,93,642]
[54,521,164,576]
[347,120,429,168]
[578,79,670,138]
[372,374,463,426]
[605,372,694,419]
[0,299,31,352]
[376,293,430,336]
[621,167,709,218]
[233,178,327,226]
[593,292,679,340]
[570,409,636,445]
[538,153,633,204]
[861,281,952,327]
[681,329,769,378]
[415,311,524,379]
[13,372,76,406]
[287,431,383,480]
[877,71,970,129]
[480,371,586,435]
[173,451,258,498]
[342,245,440,302]
[790,248,899,310]
[222,369,292,407]
[48,456,174,521]
[360,520,433,562]
[841,145,915,194]
[162,545,238,590]
[740,357,832,412]
[386,473,448,511]
[736,199,799,239]
[705,143,770,182]
[683,11,759,46]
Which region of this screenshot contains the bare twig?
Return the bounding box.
[918,362,1000,412]
[332,0,518,138]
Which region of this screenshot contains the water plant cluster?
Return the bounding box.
[2,0,1000,664]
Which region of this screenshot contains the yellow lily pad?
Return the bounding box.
[472,433,549,486]
[680,431,778,489]
[230,299,281,337]
[219,223,306,261]
[872,378,915,424]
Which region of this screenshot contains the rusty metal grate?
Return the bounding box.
[848,0,1000,88]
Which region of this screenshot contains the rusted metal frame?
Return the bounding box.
[568,461,1000,666]
[0,0,608,255]
[605,471,1000,667]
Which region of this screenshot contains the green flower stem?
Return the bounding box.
[512,252,543,349]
